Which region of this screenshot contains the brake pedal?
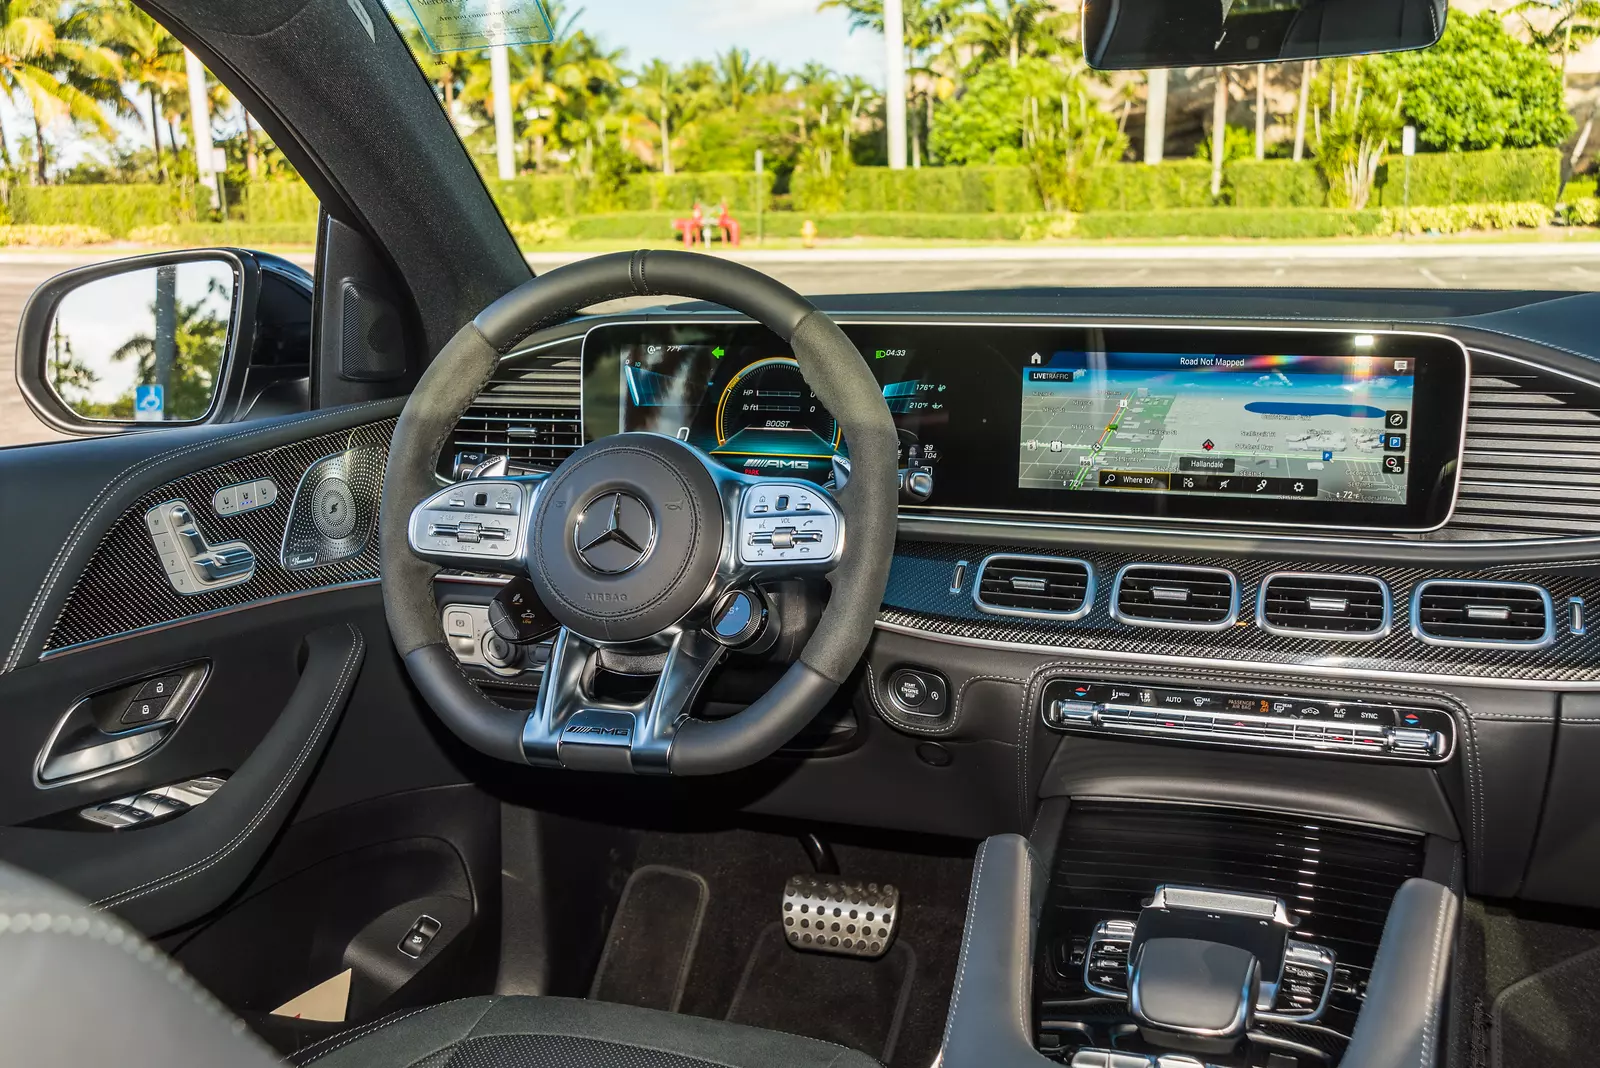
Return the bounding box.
[783,874,899,958]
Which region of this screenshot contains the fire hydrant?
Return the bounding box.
[800,219,817,249]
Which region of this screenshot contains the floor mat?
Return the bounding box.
[627,827,972,1068]
[589,865,708,1013]
[726,922,917,1063]
[1493,944,1600,1068]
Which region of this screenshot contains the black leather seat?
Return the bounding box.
[0,861,878,1068]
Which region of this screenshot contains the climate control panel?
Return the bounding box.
[1041,679,1454,763]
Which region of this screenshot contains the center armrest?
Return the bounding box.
[939,833,1055,1068]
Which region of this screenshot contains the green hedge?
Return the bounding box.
[1076,207,1385,239]
[127,221,319,246]
[1082,161,1216,211]
[11,183,204,236]
[1373,148,1560,206]
[240,181,319,224]
[791,166,1042,214]
[1226,159,1327,208]
[564,211,1042,242]
[489,172,773,219]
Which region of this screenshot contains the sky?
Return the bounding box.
[389,0,889,80]
[560,0,887,80]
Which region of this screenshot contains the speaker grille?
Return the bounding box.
[337,280,405,381]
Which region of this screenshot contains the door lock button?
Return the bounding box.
[121,695,170,725]
[135,675,182,701]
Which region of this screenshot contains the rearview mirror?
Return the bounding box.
[1083,0,1447,70]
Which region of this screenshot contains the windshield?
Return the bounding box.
[379,0,1600,295]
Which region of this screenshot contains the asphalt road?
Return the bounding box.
[5,244,1599,447]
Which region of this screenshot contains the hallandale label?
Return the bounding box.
[404,0,553,53]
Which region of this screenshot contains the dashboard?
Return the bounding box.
[580,322,1469,532]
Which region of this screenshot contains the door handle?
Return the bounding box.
[35,663,209,786]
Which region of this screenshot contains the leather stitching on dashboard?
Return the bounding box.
[2,400,396,674]
[864,658,1026,737]
[94,624,363,909]
[941,837,988,1056]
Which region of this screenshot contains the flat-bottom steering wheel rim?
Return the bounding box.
[379,250,899,775]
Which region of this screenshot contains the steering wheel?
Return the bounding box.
[380,250,898,775]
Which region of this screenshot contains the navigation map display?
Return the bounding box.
[580,322,1468,532]
[1019,352,1415,505]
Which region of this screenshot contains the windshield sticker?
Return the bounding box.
[403,0,553,53]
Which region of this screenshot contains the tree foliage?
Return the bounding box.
[1382,11,1574,151]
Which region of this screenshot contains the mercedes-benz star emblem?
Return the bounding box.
[574,491,656,574]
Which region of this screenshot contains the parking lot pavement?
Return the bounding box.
[3,244,1598,447]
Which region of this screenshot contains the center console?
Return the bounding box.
[936,801,1460,1068]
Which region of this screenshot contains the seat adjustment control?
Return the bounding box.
[145,500,256,595]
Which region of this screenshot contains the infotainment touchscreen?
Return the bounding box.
[580,322,1468,532]
[1018,351,1416,506]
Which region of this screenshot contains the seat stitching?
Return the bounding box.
[290,997,487,1065]
[295,1005,439,1066]
[941,838,989,1055]
[3,401,395,674]
[1419,888,1450,1068]
[95,625,363,908]
[449,1029,878,1068]
[0,913,272,1055]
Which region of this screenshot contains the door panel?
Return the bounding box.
[0,400,457,937]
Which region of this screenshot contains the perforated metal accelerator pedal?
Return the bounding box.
[782,874,899,958]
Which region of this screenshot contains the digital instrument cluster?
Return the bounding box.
[580,322,1468,532]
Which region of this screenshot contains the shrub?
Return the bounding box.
[0,224,112,246]
[1226,159,1327,207]
[10,183,202,236]
[489,172,772,219]
[1377,201,1553,235]
[1374,148,1561,206]
[1569,199,1600,226]
[1082,161,1215,211]
[1075,208,1384,239]
[127,222,319,245]
[1565,176,1598,201]
[560,211,1049,242]
[241,180,318,224]
[792,166,1042,213]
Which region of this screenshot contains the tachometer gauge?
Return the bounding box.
[713,357,842,459]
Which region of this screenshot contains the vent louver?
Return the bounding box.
[1044,801,1426,976]
[1112,565,1238,629]
[1259,573,1390,638]
[973,555,1094,619]
[440,351,583,478]
[1412,580,1554,647]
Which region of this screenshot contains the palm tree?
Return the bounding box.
[716,48,758,110]
[98,7,184,181]
[461,2,620,173]
[633,59,684,174]
[959,0,1073,69]
[1513,0,1600,84]
[823,0,964,166]
[0,0,123,183]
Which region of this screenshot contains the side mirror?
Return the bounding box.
[14,249,310,436]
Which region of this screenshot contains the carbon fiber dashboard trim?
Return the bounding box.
[880,540,1600,685]
[42,419,395,652]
